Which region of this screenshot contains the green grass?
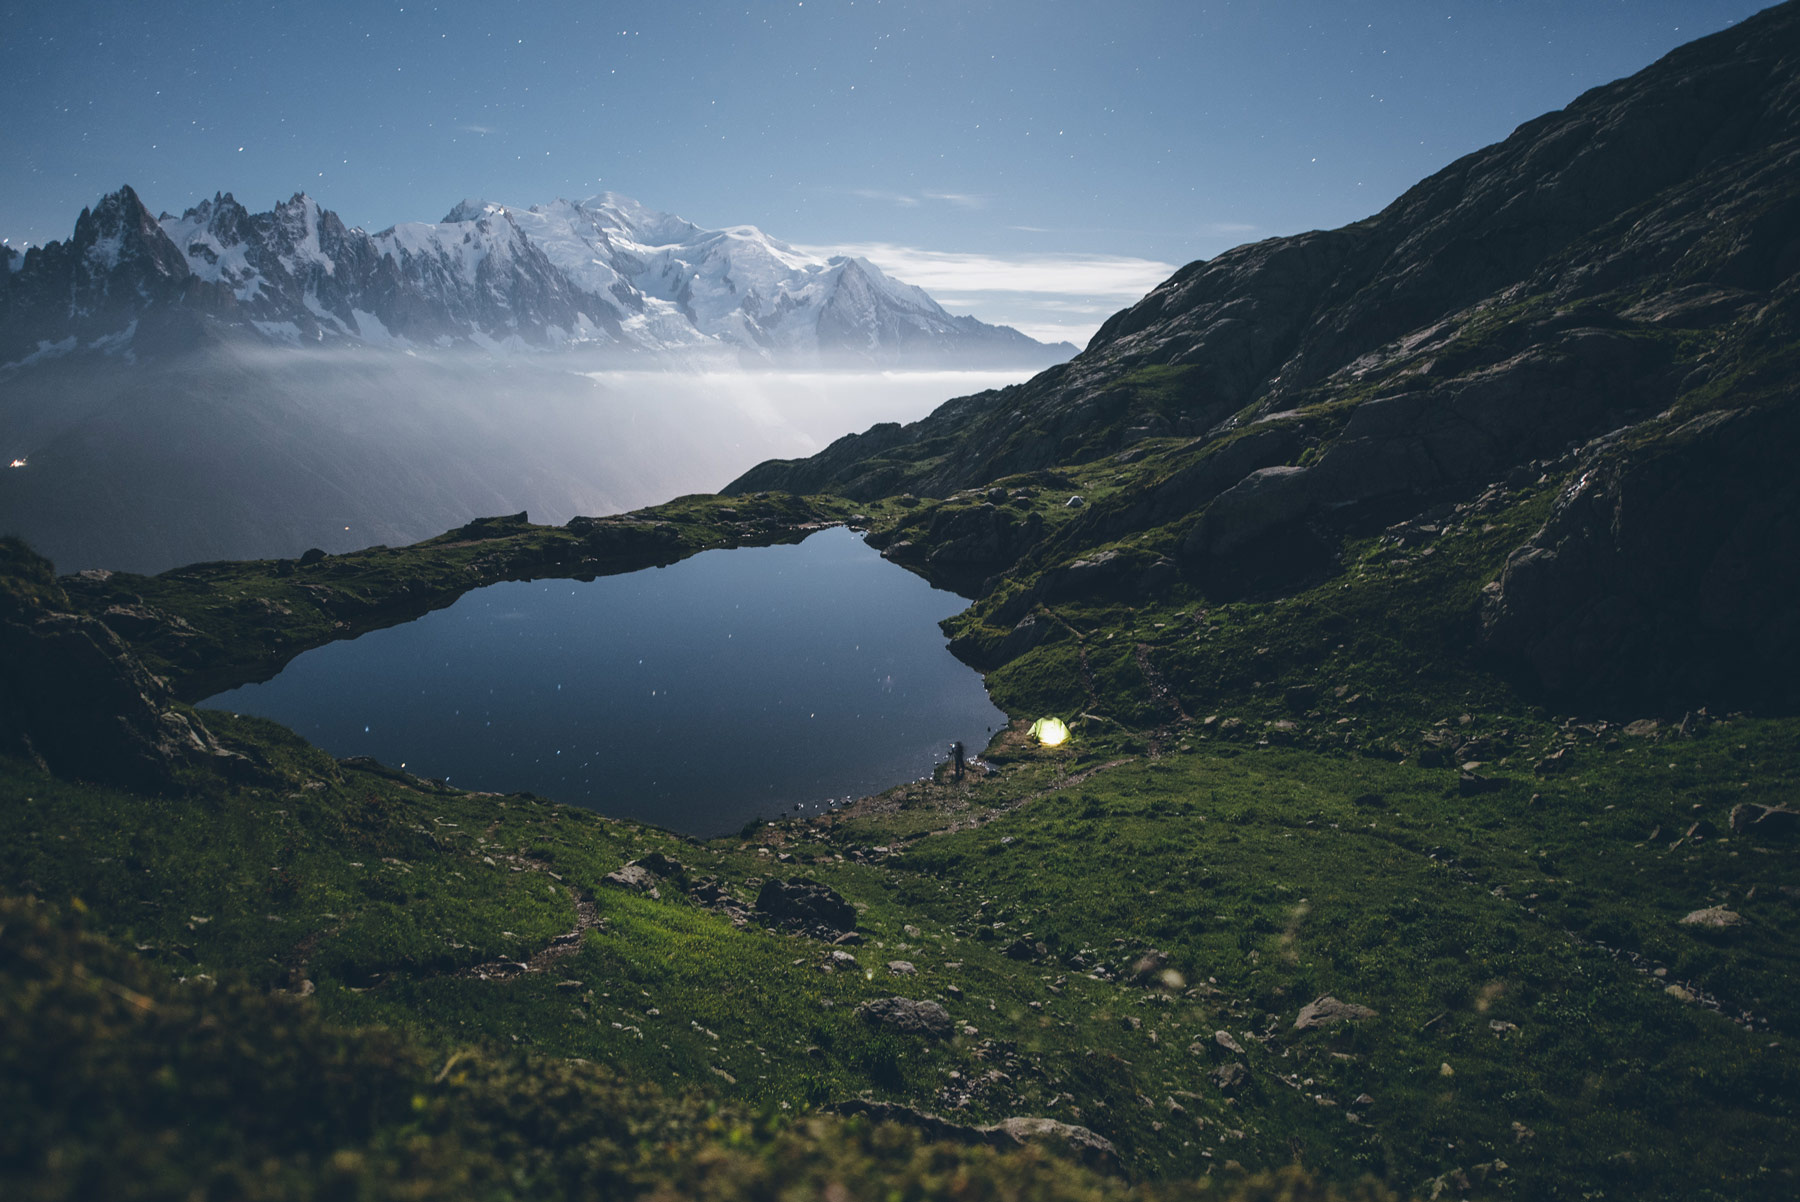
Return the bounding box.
[6,369,1800,1197]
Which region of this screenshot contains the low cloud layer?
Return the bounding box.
[0,347,1038,573]
[794,241,1184,346]
[799,241,1178,299]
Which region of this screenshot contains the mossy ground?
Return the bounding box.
[4,437,1798,1199]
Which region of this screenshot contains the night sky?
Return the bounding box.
[1,1,1772,343]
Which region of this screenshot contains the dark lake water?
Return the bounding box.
[203,527,1005,836]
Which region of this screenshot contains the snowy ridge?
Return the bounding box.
[1,185,1075,369]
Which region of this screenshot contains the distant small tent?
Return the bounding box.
[1029,717,1071,747]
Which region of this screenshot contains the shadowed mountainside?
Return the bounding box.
[730,1,1800,712]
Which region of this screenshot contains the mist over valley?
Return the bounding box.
[0,344,1031,573]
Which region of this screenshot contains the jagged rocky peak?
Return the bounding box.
[2,182,1072,368]
[441,198,503,223]
[69,185,186,277]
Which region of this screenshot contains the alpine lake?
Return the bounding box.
[202,527,1005,836]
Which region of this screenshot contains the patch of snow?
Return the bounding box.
[4,336,78,370]
[252,320,304,344]
[349,308,409,348]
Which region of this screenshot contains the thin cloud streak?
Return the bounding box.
[844,188,986,209]
[797,241,1178,299]
[921,191,986,209]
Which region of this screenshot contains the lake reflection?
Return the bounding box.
[204,528,1005,836]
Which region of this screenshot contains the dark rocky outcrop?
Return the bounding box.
[1730,802,1800,838]
[1480,404,1800,710]
[0,538,240,789]
[754,876,857,937]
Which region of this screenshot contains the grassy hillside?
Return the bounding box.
[4,437,1796,1198]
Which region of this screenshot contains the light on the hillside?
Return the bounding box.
[7,457,25,468]
[1030,717,1070,747]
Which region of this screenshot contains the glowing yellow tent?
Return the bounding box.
[1029,717,1071,746]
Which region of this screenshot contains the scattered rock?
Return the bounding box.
[1214,1029,1245,1055]
[1678,906,1742,928]
[601,864,661,899]
[857,996,953,1038]
[1294,995,1378,1030]
[887,960,916,975]
[1211,1062,1250,1095]
[1129,950,1169,982]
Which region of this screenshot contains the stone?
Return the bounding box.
[887,960,916,975]
[1211,1062,1249,1095]
[857,996,953,1038]
[601,864,660,898]
[988,1117,1121,1173]
[755,876,857,934]
[1214,1029,1245,1055]
[1730,802,1800,839]
[1678,906,1742,928]
[828,1103,1120,1174]
[1129,950,1169,982]
[1459,770,1502,795]
[628,852,685,877]
[1294,995,1378,1030]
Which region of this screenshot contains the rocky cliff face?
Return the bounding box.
[0,538,240,789]
[729,1,1800,709]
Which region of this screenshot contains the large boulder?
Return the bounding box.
[988,1116,1121,1173]
[1294,995,1378,1030]
[755,876,857,935]
[856,996,952,1038]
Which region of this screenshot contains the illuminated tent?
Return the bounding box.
[1029,716,1071,746]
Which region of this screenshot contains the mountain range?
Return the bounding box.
[0,188,1073,368]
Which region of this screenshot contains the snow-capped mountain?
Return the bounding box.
[0,186,1073,368]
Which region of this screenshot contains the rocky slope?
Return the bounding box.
[730,0,1800,711]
